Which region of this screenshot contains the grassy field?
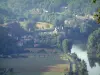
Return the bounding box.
[0,54,70,75]
[8,72,65,75]
[35,22,53,30]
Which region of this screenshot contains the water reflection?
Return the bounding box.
[71,45,100,75]
[88,56,100,68]
[88,58,96,68]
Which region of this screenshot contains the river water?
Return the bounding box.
[71,45,100,75]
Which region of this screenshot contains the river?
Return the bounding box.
[71,44,100,75]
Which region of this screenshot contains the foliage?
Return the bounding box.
[20,21,35,31]
[92,0,100,24]
[62,39,72,53]
[87,28,100,53]
[0,0,99,23]
[24,40,34,48]
[0,8,16,24]
[80,60,88,75]
[0,26,20,55]
[7,22,27,37]
[71,53,78,59]
[0,0,100,55]
[92,0,96,3]
[93,8,100,24]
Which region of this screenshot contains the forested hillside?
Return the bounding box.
[0,0,100,38]
[0,0,100,23]
[0,0,100,55]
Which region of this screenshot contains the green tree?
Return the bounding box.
[62,39,70,53]
[81,60,88,75]
[0,26,19,55]
[87,28,100,55]
[71,53,78,59]
[93,8,100,24]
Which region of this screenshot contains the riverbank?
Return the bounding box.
[71,44,100,75]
